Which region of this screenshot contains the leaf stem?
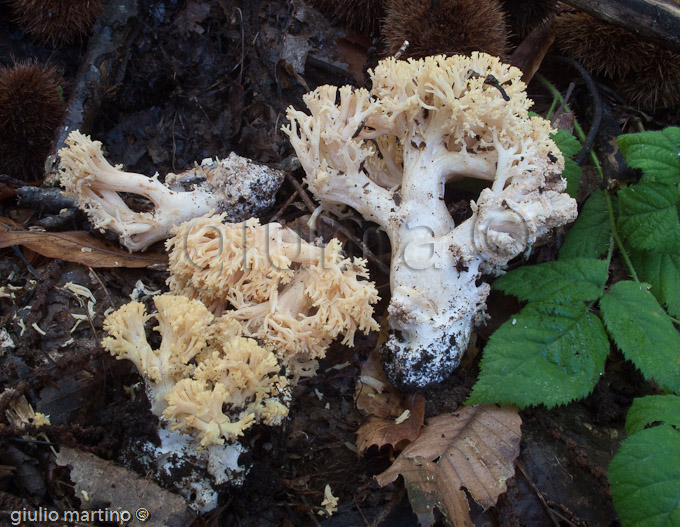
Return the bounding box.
[604,190,639,282]
[536,74,604,179]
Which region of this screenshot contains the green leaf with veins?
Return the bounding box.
[467,299,609,409]
[493,257,608,303]
[618,127,680,184]
[600,281,680,394]
[630,250,680,318]
[625,395,680,436]
[551,129,583,198]
[559,190,612,261]
[617,181,680,253]
[609,425,680,527]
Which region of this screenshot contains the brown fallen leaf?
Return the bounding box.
[355,332,426,455]
[0,217,167,268]
[55,447,196,527]
[376,405,522,527]
[335,37,370,86]
[355,342,404,418]
[356,393,425,455]
[510,18,555,84]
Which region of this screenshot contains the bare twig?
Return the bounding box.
[517,461,563,527]
[88,267,115,309]
[285,172,316,214]
[319,215,390,275]
[268,189,299,223]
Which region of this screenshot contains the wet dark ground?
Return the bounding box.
[0,1,672,526]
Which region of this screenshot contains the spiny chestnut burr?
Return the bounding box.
[382,0,509,59]
[0,62,65,181]
[619,50,680,110]
[309,0,385,36]
[555,12,655,79]
[500,0,557,39]
[556,11,680,109]
[9,0,105,45]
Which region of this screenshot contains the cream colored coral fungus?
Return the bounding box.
[283,52,577,389]
[102,294,287,446]
[58,131,283,251]
[166,214,380,380]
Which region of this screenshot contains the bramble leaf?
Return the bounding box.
[467,299,609,408]
[600,281,680,394]
[552,129,583,197]
[493,258,608,302]
[630,250,680,318]
[625,395,680,436]
[552,128,582,158]
[618,127,680,184]
[609,425,680,527]
[617,181,680,253]
[559,190,612,260]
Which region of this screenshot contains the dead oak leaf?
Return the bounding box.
[376,405,522,527]
[356,393,425,455]
[355,335,404,418]
[0,217,166,268]
[174,1,211,36]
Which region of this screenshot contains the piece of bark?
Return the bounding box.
[559,0,680,53]
[45,0,140,183]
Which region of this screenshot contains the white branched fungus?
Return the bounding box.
[58,131,284,251]
[102,294,288,446]
[167,214,380,381]
[283,53,577,388]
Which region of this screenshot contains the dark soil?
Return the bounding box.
[0,1,675,526]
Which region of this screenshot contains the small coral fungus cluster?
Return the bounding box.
[0,62,65,180]
[103,295,289,447]
[101,212,379,447]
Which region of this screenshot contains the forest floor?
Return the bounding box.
[0,1,678,526]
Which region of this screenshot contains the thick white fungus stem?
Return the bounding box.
[284,53,578,389]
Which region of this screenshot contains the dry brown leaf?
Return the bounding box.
[0,217,167,268]
[335,37,369,86]
[355,330,425,454]
[356,393,425,455]
[55,447,196,526]
[376,405,522,527]
[510,18,555,84]
[355,349,403,418]
[175,1,211,36]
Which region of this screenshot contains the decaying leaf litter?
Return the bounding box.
[0,0,678,526]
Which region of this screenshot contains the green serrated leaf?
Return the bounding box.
[626,395,680,436]
[563,158,582,198]
[467,300,610,409]
[617,181,680,253]
[630,250,680,318]
[551,129,583,197]
[618,127,680,184]
[559,190,612,260]
[600,281,680,394]
[609,425,680,527]
[493,258,608,302]
[552,129,582,158]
